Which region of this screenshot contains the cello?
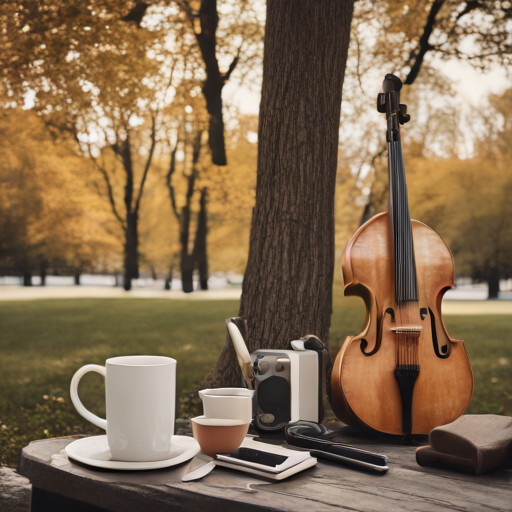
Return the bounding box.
[331,74,474,436]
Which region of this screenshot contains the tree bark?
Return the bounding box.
[201,0,354,388]
[193,188,209,290]
[488,263,500,299]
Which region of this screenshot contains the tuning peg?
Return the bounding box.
[377,93,386,113]
[399,113,410,125]
[399,104,410,125]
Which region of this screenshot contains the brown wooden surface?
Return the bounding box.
[18,429,512,512]
[333,212,474,435]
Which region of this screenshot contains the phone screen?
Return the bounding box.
[228,447,288,467]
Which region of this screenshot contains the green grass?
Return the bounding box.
[1,297,511,466]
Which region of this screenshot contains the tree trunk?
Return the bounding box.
[23,271,32,287]
[123,211,139,291]
[201,0,354,388]
[40,260,47,286]
[203,79,226,166]
[180,196,193,293]
[194,188,209,291]
[488,263,500,299]
[181,254,195,293]
[178,132,202,293]
[164,265,173,290]
[74,272,81,285]
[195,0,228,166]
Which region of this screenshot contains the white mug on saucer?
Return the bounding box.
[70,355,176,462]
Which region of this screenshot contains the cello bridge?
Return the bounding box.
[391,326,422,336]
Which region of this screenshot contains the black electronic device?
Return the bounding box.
[285,421,389,473]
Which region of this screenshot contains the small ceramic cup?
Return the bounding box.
[191,416,249,456]
[198,388,254,423]
[192,388,254,456]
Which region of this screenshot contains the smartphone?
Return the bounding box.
[227,447,288,467]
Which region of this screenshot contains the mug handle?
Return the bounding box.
[70,365,108,430]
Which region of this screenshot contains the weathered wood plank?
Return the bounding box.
[18,435,512,512]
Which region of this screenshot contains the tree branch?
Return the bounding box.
[166,139,181,223]
[404,0,446,85]
[455,1,481,22]
[134,113,157,214]
[122,1,150,27]
[86,145,126,228]
[224,45,241,82]
[186,131,202,202]
[121,134,134,215]
[179,0,227,165]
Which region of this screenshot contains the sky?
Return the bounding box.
[224,57,511,116]
[438,59,510,105]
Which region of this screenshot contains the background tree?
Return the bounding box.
[163,84,211,292]
[176,0,264,165]
[0,110,120,283]
[166,129,207,292]
[202,0,354,388]
[2,2,191,290]
[406,89,512,299]
[204,113,258,273]
[1,1,264,290]
[343,0,512,223]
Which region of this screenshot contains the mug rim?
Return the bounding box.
[199,388,254,398]
[106,355,176,367]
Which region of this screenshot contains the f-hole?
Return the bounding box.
[360,308,395,356]
[428,308,450,359]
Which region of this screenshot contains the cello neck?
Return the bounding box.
[378,74,418,304]
[388,139,418,303]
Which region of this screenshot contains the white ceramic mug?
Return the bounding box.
[199,388,254,423]
[70,355,176,462]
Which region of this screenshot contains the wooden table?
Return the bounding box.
[18,427,512,512]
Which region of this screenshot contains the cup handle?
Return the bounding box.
[70,365,108,430]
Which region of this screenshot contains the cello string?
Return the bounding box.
[389,105,421,370]
[392,138,424,367]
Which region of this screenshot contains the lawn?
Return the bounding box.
[1,297,511,466]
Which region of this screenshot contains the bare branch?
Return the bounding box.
[455,1,481,22]
[86,144,126,228]
[123,1,150,27]
[134,113,157,214]
[404,0,445,85]
[224,44,242,82]
[355,32,364,94]
[166,139,181,223]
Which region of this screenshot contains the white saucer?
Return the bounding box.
[65,435,200,471]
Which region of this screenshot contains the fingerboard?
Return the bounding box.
[388,140,419,303]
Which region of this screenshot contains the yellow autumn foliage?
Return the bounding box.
[0,109,122,274]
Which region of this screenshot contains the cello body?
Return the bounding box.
[331,74,473,436]
[331,213,474,435]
